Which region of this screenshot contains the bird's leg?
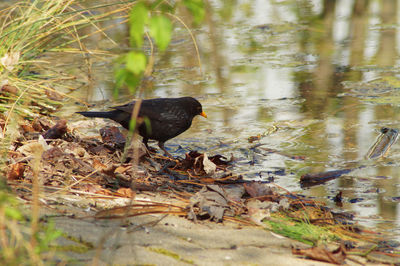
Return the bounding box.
[143,138,156,153]
[158,142,173,158]
[143,137,149,149]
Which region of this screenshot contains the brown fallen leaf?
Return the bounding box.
[178,151,231,174]
[20,123,36,133]
[42,119,67,140]
[31,118,44,132]
[292,244,346,264]
[7,163,25,180]
[193,153,206,175]
[115,165,131,174]
[1,84,19,95]
[188,185,234,222]
[33,117,52,131]
[91,159,117,176]
[247,199,276,225]
[101,164,117,176]
[243,181,278,198]
[117,188,135,198]
[92,159,107,170]
[100,126,126,149]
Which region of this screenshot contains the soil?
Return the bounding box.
[48,198,335,266]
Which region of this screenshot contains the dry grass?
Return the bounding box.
[0,1,136,264]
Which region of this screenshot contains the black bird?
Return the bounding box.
[76,97,207,157]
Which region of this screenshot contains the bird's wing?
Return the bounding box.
[140,99,192,135]
[158,105,192,135]
[112,98,188,124]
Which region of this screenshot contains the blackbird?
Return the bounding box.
[77,97,207,157]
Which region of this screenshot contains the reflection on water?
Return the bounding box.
[59,1,400,239]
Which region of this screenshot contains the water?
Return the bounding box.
[55,0,400,239]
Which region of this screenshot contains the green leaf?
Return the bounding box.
[183,0,205,24]
[149,15,172,51]
[114,66,142,95]
[125,71,141,93]
[126,51,146,75]
[5,206,23,220]
[129,2,149,47]
[114,68,127,89]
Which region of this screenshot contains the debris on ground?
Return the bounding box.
[5,117,400,265]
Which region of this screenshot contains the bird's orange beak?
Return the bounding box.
[200,111,207,118]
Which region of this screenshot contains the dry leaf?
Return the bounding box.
[42,119,67,140]
[247,199,278,225]
[93,159,107,170]
[1,84,19,95]
[243,182,277,198]
[292,244,347,264]
[188,185,232,222]
[17,136,50,157]
[20,124,36,133]
[203,153,216,175]
[117,188,135,198]
[7,163,25,180]
[115,165,131,174]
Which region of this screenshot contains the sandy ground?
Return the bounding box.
[51,205,336,266]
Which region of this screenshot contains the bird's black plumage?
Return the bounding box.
[76,97,207,157]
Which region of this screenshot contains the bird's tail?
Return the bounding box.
[76,111,117,119]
